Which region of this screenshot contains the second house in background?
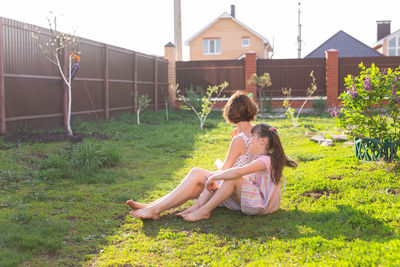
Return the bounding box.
[185,5,273,60]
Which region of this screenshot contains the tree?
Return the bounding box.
[136,94,151,125]
[282,71,318,128]
[177,82,228,130]
[33,13,80,136]
[248,72,272,112]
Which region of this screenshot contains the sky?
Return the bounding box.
[1,0,399,60]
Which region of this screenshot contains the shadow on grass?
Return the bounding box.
[140,204,395,242]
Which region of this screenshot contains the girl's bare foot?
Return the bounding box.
[175,204,199,217]
[182,210,211,221]
[126,199,149,210]
[130,206,160,220]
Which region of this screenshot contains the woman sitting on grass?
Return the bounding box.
[129,124,297,221]
[126,91,259,217]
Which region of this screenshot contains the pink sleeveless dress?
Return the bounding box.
[240,154,282,215]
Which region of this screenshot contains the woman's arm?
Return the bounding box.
[218,136,247,171]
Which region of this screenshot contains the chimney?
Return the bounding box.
[231,5,236,18]
[377,20,391,41]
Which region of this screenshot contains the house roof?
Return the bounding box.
[184,12,271,48]
[373,28,400,48]
[305,30,383,58]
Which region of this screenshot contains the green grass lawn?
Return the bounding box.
[0,110,399,266]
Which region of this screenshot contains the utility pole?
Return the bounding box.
[297,2,302,59]
[174,0,182,61]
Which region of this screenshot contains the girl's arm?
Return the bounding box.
[206,160,266,189]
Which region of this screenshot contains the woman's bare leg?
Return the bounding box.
[130,168,212,219]
[182,178,243,221]
[126,194,169,210]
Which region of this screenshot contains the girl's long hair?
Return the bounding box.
[251,124,297,184]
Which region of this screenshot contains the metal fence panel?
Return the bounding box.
[338,56,400,94]
[1,17,168,133]
[176,59,245,96]
[257,58,326,97]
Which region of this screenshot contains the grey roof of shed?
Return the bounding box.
[305,30,383,58]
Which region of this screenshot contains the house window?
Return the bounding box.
[388,35,400,56]
[242,37,250,47]
[203,39,221,55]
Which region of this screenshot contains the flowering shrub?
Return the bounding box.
[332,63,400,144]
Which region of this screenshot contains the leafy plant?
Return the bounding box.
[282,71,318,127]
[136,94,151,125]
[248,73,272,112]
[312,98,327,114]
[177,82,228,130]
[184,86,205,111]
[39,139,123,181]
[70,139,122,169]
[331,63,400,144]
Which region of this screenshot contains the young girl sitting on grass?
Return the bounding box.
[130,123,297,221]
[181,123,297,221]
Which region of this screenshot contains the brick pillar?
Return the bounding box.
[245,51,257,100]
[325,49,339,107]
[164,42,176,106]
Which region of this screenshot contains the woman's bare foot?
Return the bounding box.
[175,204,199,217]
[126,199,149,210]
[130,206,160,220]
[182,209,211,221]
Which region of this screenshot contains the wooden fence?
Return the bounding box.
[0,17,168,133]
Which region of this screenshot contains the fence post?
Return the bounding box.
[133,52,138,114]
[104,44,109,120]
[245,51,257,100]
[325,49,339,107]
[164,42,176,106]
[154,56,158,111]
[0,17,5,134]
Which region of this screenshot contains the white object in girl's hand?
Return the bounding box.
[214,159,223,170]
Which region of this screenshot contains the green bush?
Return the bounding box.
[39,152,69,170]
[70,139,122,169]
[39,139,123,182]
[312,98,327,114]
[332,63,400,143]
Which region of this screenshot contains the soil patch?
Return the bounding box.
[388,188,400,195]
[301,189,338,199]
[1,132,110,145]
[327,175,343,180]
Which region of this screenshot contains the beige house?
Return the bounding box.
[373,21,400,56]
[185,6,273,60]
